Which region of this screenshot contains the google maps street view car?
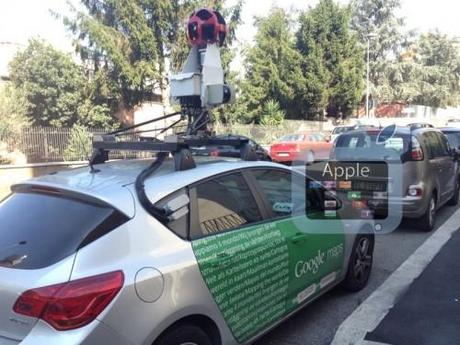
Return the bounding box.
[0,156,374,345]
[0,8,375,345]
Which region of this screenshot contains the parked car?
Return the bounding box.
[331,125,356,143]
[445,118,460,127]
[270,132,332,164]
[332,127,460,231]
[407,122,434,129]
[0,156,374,345]
[190,134,271,161]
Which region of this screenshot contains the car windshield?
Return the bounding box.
[332,126,353,134]
[444,132,460,149]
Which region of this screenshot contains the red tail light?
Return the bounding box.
[410,136,424,161]
[210,150,219,157]
[13,271,124,331]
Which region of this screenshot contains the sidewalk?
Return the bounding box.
[332,208,460,345]
[365,228,460,345]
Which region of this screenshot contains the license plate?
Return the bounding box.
[278,153,290,157]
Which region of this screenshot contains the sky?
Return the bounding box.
[1,0,459,76]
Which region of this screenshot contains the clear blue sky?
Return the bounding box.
[1,0,459,75]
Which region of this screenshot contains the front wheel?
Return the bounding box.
[342,234,374,292]
[155,324,212,345]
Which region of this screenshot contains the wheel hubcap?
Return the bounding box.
[353,238,372,282]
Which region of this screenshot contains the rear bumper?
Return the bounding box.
[18,319,133,345]
[387,195,428,218]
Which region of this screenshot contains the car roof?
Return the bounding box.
[12,157,286,214]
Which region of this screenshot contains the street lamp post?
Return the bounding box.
[366,33,377,118]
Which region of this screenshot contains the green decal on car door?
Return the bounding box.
[192,216,344,343]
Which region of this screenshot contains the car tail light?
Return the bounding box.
[13,271,124,331]
[210,150,219,157]
[410,136,424,161]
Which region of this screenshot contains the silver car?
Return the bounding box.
[0,157,374,345]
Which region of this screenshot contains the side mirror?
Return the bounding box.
[455,148,460,160]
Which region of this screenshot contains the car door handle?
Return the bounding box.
[290,233,308,244]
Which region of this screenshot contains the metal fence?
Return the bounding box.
[0,121,332,164]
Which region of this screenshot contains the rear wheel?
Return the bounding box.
[342,234,374,292]
[155,324,212,345]
[418,195,436,232]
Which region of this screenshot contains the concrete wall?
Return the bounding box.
[0,162,86,199]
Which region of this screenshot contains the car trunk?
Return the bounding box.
[271,142,299,158]
[0,257,75,342]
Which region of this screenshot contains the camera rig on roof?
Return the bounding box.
[90,8,256,173]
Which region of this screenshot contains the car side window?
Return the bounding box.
[423,132,439,158]
[155,188,190,239]
[252,169,293,217]
[435,133,450,156]
[252,169,323,219]
[191,172,262,238]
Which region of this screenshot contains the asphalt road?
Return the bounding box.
[255,204,459,345]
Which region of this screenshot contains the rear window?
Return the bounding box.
[335,132,410,160]
[0,192,128,270]
[279,134,305,142]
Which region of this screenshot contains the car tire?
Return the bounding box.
[418,194,436,232]
[447,180,460,206]
[155,324,212,345]
[342,234,374,292]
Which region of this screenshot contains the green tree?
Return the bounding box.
[351,0,406,100]
[297,0,364,119]
[389,32,460,108]
[9,39,85,127]
[242,7,303,122]
[63,124,93,161]
[0,84,29,137]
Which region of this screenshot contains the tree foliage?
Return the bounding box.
[242,8,303,123]
[351,0,406,98]
[8,39,115,129]
[296,0,364,118]
[0,84,29,137]
[9,39,85,127]
[388,32,460,107]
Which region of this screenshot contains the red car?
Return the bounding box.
[270,132,332,163]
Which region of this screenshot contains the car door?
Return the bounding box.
[424,132,454,204]
[434,132,457,202]
[189,171,292,344]
[248,168,346,315]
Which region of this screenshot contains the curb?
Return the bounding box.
[331,208,460,345]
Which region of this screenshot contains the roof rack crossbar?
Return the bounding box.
[89,136,252,171]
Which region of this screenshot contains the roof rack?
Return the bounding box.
[90,133,258,172]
